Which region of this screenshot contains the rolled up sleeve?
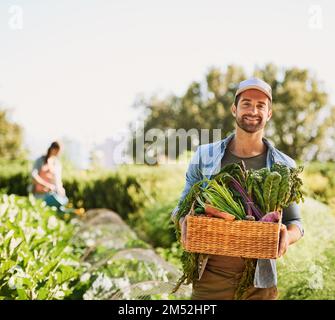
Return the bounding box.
[171,146,202,225]
[282,202,304,237]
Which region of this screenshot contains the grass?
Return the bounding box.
[126,162,335,300]
[277,197,335,299]
[77,162,335,300]
[2,159,335,299]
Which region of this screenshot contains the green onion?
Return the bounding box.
[197,178,246,220]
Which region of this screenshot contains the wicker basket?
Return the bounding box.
[183,203,282,259]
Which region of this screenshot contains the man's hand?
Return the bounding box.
[278,223,303,258]
[179,216,188,246]
[278,224,289,257]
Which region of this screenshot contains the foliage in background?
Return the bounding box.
[0,160,187,247]
[0,162,146,220]
[1,159,334,247]
[301,161,335,211]
[129,64,335,162]
[0,194,81,299]
[1,159,335,300]
[0,108,26,160]
[119,163,186,247]
[0,194,188,300]
[63,173,145,220]
[277,198,335,300]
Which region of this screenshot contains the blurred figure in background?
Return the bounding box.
[30,141,68,212]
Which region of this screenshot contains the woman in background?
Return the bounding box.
[31,141,68,211]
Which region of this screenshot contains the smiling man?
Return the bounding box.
[172,77,304,300]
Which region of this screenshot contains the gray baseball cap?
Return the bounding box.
[235,77,272,101]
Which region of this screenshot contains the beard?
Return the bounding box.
[236,114,265,133]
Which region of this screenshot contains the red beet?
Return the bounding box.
[260,211,281,223]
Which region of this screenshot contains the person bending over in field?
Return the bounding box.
[30,141,68,211]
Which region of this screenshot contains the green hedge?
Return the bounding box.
[301,161,335,208]
[0,161,146,220]
[1,160,334,250]
[63,174,145,220]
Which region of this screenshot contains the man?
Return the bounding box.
[171,78,304,300]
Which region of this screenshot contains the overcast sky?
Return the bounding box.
[0,0,334,157]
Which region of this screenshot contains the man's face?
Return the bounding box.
[232,89,272,133]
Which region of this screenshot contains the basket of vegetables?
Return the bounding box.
[179,161,304,260]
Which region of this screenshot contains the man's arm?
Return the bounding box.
[171,146,202,226]
[278,202,304,257]
[278,223,302,257]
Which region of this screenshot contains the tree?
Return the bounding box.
[129,64,335,162]
[0,108,25,160]
[128,65,246,163]
[254,64,335,160]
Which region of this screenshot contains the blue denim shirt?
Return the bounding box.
[171,132,304,288]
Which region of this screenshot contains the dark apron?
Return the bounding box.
[191,255,278,300]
